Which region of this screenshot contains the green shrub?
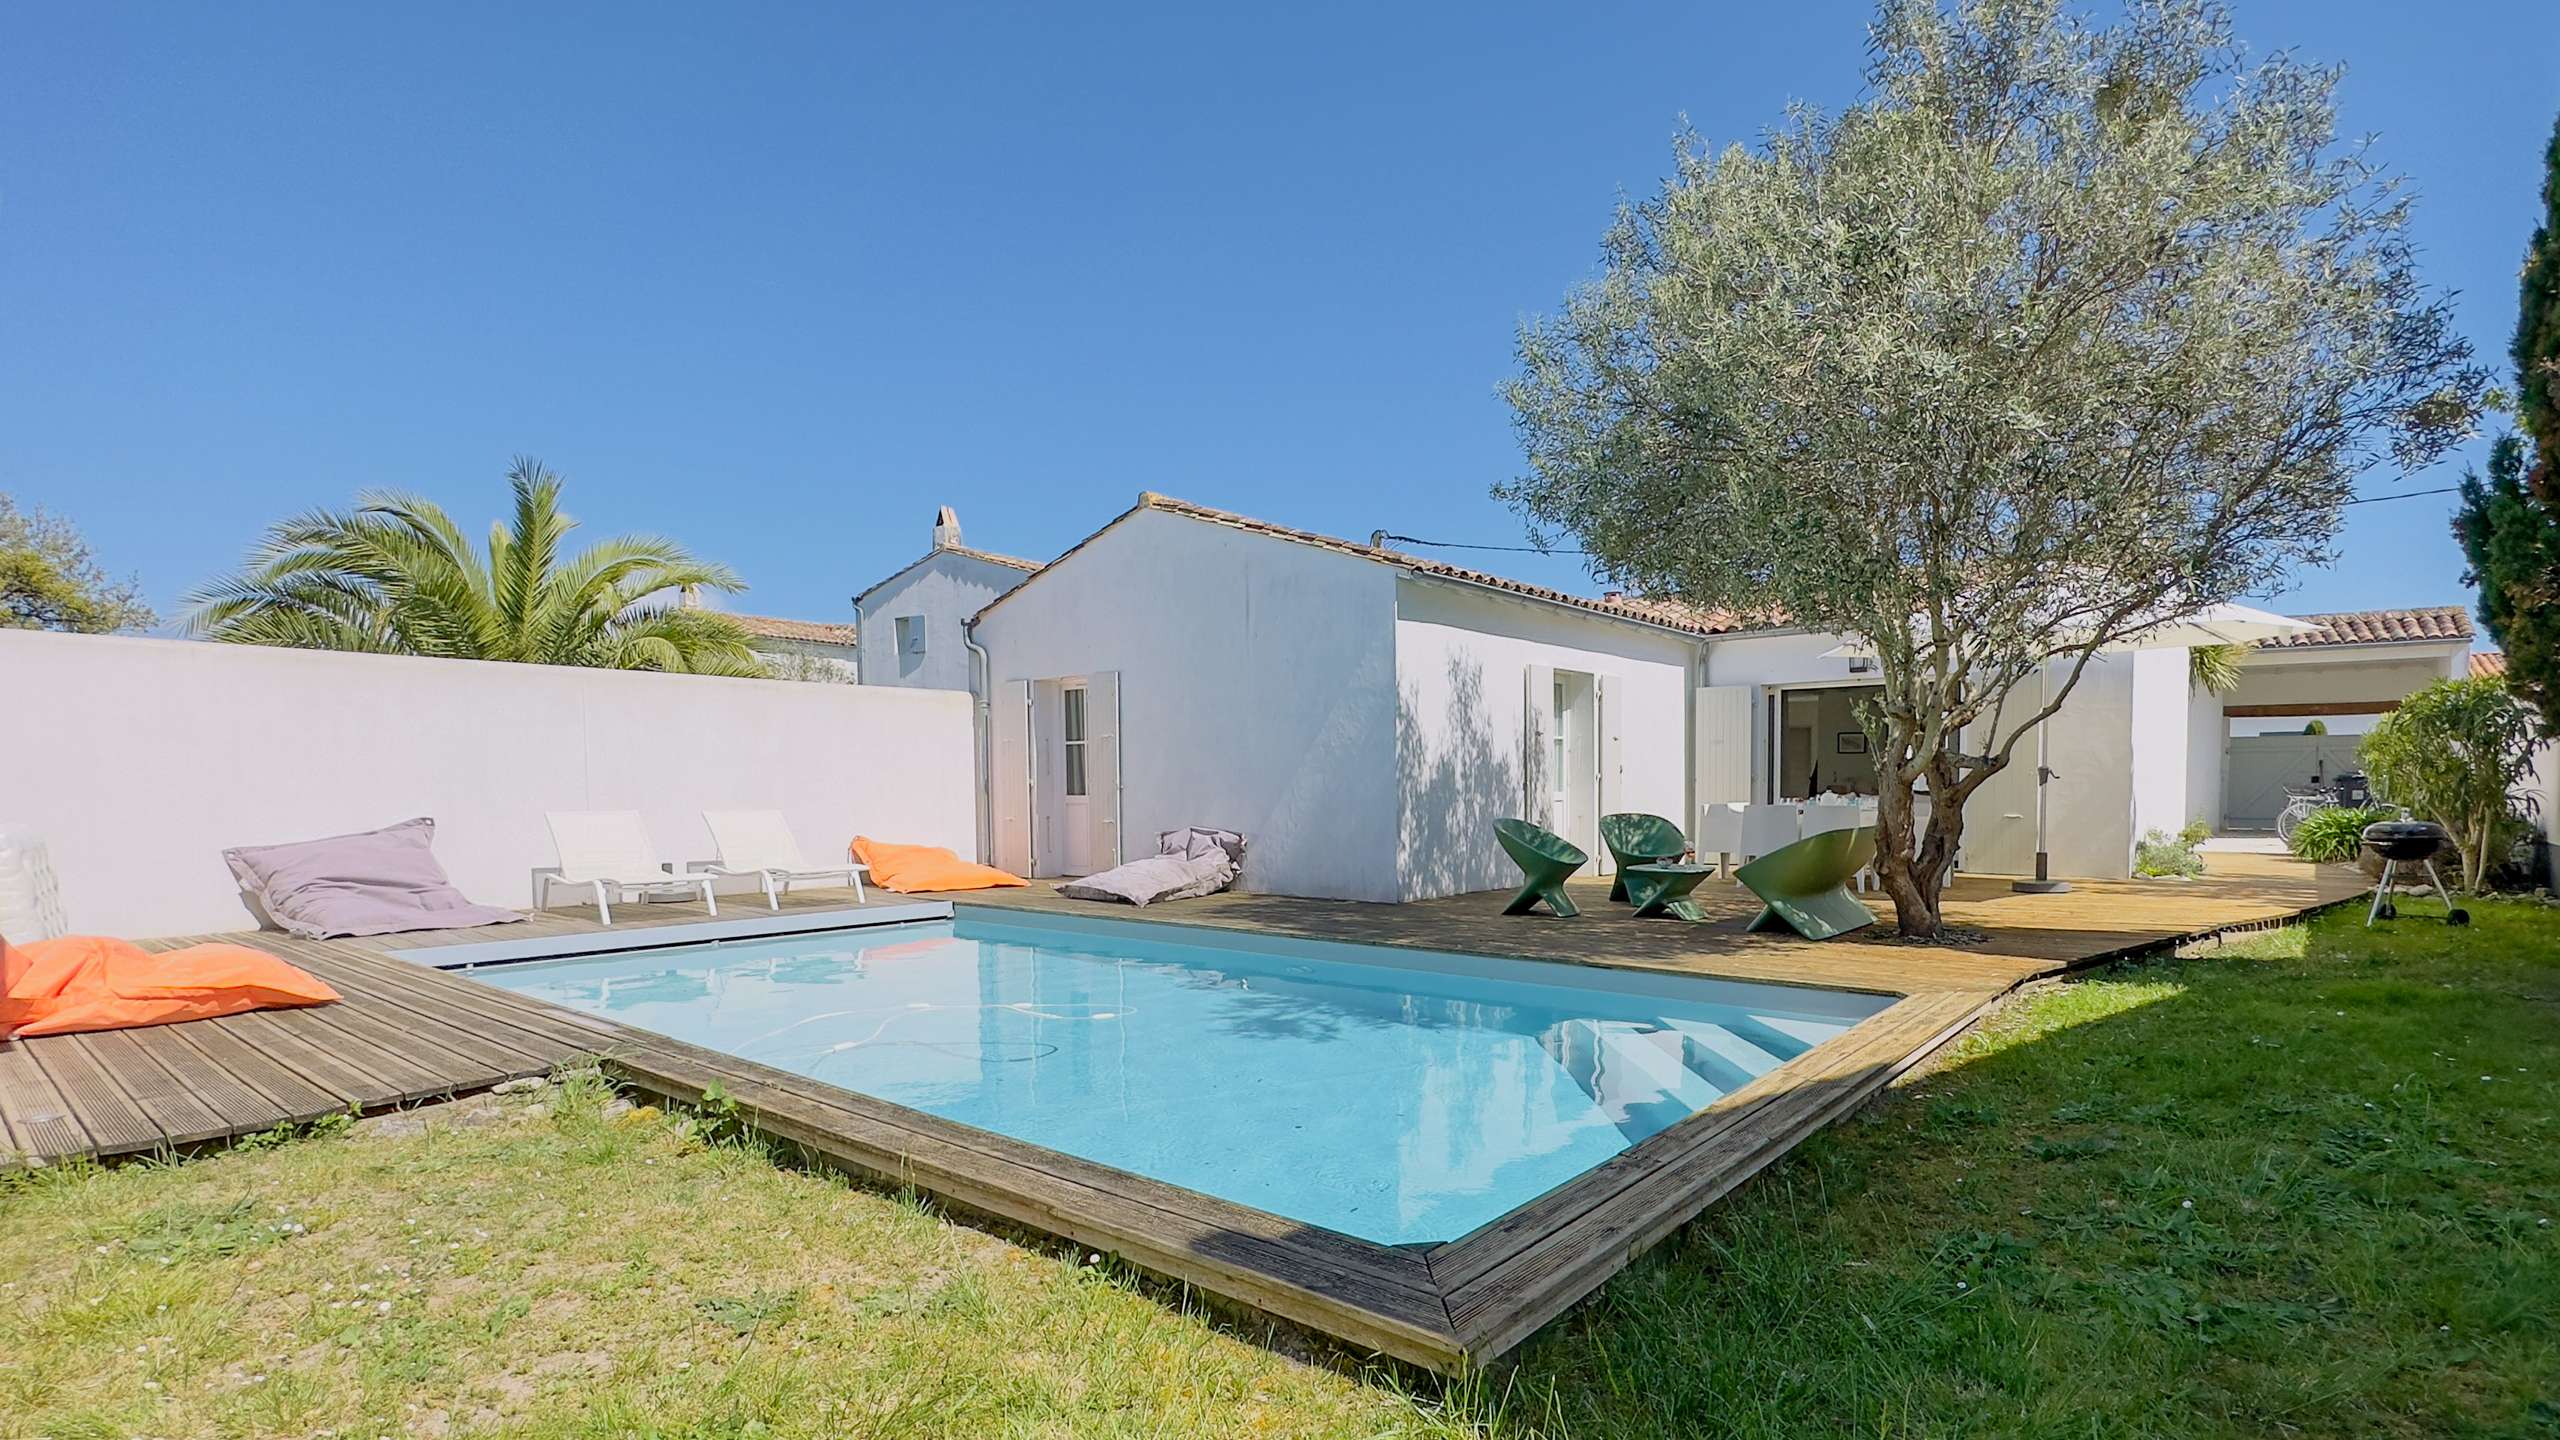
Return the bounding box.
[2287,804,2393,863]
[2133,828,2205,878]
[2362,678,2545,892]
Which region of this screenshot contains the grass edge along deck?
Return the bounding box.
[0,861,2364,1372]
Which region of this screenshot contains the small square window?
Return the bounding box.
[894,616,926,655]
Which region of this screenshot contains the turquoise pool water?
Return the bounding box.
[473,912,1890,1245]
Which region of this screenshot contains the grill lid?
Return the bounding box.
[2361,819,2447,859]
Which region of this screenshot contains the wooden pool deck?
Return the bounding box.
[0,853,2365,1370]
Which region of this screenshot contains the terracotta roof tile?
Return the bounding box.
[937,542,1042,572]
[728,613,859,646]
[2471,650,2507,679]
[854,542,1046,604]
[1129,494,1749,636]
[2257,606,2472,649]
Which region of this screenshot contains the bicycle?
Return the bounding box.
[2273,783,2340,846]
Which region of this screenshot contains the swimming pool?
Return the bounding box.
[471,911,1892,1245]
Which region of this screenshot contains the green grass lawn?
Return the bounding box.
[6,898,2556,1438]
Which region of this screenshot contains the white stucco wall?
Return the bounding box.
[2127,647,2196,847]
[1696,630,2148,878]
[1392,579,1696,900]
[974,508,1405,901]
[856,550,1032,690]
[2185,674,2226,833]
[0,630,976,939]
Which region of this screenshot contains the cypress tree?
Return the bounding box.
[2454,114,2560,725]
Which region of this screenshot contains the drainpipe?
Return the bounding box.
[963,620,994,863]
[848,596,865,684]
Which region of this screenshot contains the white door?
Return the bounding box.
[1061,684,1093,874]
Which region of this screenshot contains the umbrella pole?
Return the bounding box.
[2014,660,2071,895]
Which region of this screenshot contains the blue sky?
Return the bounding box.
[4,3,2554,628]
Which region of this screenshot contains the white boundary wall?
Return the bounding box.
[0,630,976,938]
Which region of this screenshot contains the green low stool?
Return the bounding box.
[1495,818,1587,917]
[1599,812,1688,902]
[1621,861,1712,921]
[1735,826,1880,940]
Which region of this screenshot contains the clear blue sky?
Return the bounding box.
[4,3,2554,628]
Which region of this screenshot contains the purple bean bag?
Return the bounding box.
[222,817,524,939]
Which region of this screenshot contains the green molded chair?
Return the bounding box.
[1735,826,1880,940]
[1599,812,1688,902]
[1495,818,1587,917]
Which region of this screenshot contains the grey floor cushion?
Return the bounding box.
[223,817,524,939]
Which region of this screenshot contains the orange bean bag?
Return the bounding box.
[850,836,1027,894]
[0,933,340,1040]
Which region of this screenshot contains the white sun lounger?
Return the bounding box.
[542,810,717,925]
[697,810,867,909]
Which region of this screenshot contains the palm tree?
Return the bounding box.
[188,458,765,675]
[2188,642,2248,697]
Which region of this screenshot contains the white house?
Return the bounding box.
[729,613,862,681]
[953,493,2485,901]
[2206,607,2474,829]
[967,495,1712,902]
[853,506,1041,690]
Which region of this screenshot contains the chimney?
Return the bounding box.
[931,505,963,550]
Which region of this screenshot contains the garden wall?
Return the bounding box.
[0,630,976,937]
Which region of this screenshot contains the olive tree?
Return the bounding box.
[1501,0,2483,935]
[1,493,155,634]
[2360,678,2542,893]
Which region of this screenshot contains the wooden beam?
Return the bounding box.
[2224,700,2402,718]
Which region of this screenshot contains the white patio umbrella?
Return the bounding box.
[1822,603,2322,893]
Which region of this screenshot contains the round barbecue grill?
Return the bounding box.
[2360,819,2468,926]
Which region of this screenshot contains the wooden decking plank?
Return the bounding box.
[0,1041,92,1161]
[329,946,1446,1308]
[292,998,507,1099]
[1440,991,1995,1356]
[27,1032,169,1156]
[599,1034,1461,1365]
[621,1032,1443,1298]
[255,942,564,1077]
[1422,999,1938,1291]
[165,1020,348,1122]
[73,1028,264,1146]
[350,948,1450,1315]
[129,933,476,1102]
[291,950,603,1068]
[222,1009,400,1105]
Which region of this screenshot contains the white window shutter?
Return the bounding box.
[990,679,1034,876]
[1523,664,1556,826]
[1695,684,1756,806]
[1086,670,1122,868]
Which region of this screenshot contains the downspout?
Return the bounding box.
[848,596,865,684]
[963,619,994,863]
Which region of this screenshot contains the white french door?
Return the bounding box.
[1061,684,1093,874]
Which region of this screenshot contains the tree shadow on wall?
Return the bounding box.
[1397,652,1519,901]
